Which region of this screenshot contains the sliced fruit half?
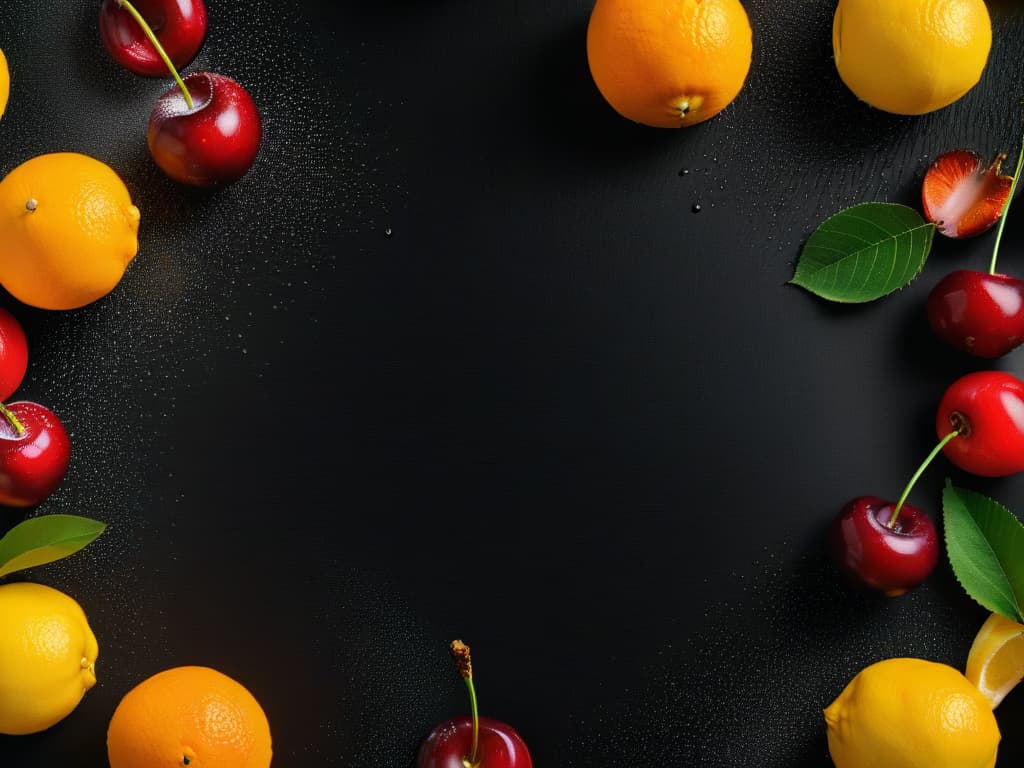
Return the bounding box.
[0,48,9,120]
[922,150,1013,238]
[966,611,1024,708]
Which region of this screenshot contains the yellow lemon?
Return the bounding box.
[0,152,140,310]
[825,657,999,768]
[966,612,1024,709]
[0,48,9,120]
[0,582,98,735]
[832,0,991,115]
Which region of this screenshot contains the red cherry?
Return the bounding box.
[417,715,533,768]
[0,401,71,507]
[921,150,1012,238]
[927,270,1024,358]
[936,371,1024,477]
[831,496,938,596]
[99,0,207,77]
[0,308,28,402]
[147,72,262,186]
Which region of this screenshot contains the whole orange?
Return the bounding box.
[587,0,753,128]
[107,666,272,768]
[0,152,139,310]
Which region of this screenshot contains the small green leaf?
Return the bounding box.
[0,515,106,579]
[790,202,936,302]
[943,482,1024,623]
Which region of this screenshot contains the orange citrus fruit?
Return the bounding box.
[966,612,1024,709]
[0,48,9,120]
[107,666,272,768]
[586,0,753,128]
[833,0,991,115]
[0,152,140,310]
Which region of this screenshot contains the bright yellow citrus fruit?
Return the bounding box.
[107,666,273,768]
[832,0,991,115]
[966,612,1024,709]
[0,152,140,310]
[0,48,9,121]
[587,0,753,128]
[825,657,999,768]
[0,582,98,736]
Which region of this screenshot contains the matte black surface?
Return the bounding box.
[3,1,1024,765]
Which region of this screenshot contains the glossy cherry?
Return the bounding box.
[418,640,532,768]
[99,0,207,76]
[417,715,533,768]
[936,370,1024,477]
[831,496,938,596]
[0,401,71,507]
[927,270,1024,358]
[148,72,262,186]
[0,308,28,402]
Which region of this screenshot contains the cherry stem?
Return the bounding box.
[449,640,479,767]
[0,403,25,437]
[989,133,1024,275]
[888,430,960,527]
[115,0,193,109]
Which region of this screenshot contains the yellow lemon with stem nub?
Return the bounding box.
[0,152,140,310]
[0,582,99,735]
[825,657,999,768]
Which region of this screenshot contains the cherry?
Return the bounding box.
[830,431,955,595]
[926,141,1024,357]
[0,308,28,402]
[99,0,207,77]
[831,497,938,596]
[0,401,71,507]
[928,271,1024,357]
[417,640,532,768]
[148,72,262,187]
[936,370,1024,478]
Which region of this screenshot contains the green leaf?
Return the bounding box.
[943,482,1024,623]
[790,202,936,302]
[0,515,106,579]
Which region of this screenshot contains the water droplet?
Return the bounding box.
[384,227,393,238]
[678,168,689,176]
[692,204,702,213]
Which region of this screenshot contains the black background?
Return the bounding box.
[3,1,1024,765]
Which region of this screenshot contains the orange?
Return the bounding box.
[586,0,753,128]
[0,48,9,120]
[107,666,272,768]
[0,152,140,310]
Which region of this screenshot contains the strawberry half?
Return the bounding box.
[921,150,1013,238]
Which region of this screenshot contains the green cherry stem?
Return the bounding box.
[450,640,480,767]
[115,0,193,109]
[888,430,960,528]
[989,133,1024,275]
[0,402,25,437]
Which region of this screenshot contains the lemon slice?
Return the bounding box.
[966,612,1024,708]
[0,48,9,120]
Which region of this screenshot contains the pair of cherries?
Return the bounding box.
[98,0,262,186]
[0,309,71,508]
[833,144,1024,596]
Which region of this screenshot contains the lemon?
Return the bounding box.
[0,48,9,120]
[825,657,999,768]
[0,153,140,310]
[966,612,1024,709]
[0,582,98,735]
[832,0,991,115]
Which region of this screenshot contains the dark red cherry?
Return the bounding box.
[927,270,1024,358]
[417,715,532,768]
[0,307,28,402]
[831,496,938,596]
[936,371,1024,477]
[99,0,207,77]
